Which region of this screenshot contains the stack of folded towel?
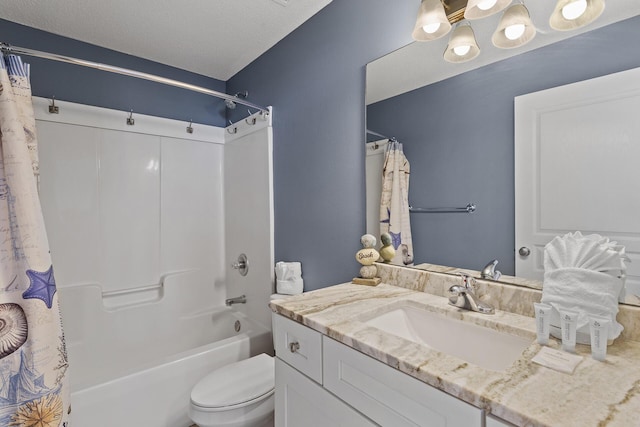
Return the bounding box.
[275,261,304,295]
[541,231,628,344]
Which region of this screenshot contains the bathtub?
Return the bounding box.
[60,279,273,427]
[70,307,271,427]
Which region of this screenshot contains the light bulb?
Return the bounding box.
[423,22,441,34]
[504,23,525,40]
[561,0,587,20]
[477,0,498,10]
[453,45,471,56]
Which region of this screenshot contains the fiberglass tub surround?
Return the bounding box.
[58,272,270,391]
[36,100,275,427]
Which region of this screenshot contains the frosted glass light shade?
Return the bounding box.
[492,4,536,49]
[412,0,452,41]
[549,0,605,31]
[464,0,512,20]
[443,24,480,63]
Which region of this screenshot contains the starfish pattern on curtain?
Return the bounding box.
[0,53,71,426]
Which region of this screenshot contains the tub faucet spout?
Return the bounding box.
[225,295,247,306]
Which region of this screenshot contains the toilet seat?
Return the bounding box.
[190,353,274,411]
[191,389,275,413]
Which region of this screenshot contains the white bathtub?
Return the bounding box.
[59,278,273,427]
[69,308,272,427]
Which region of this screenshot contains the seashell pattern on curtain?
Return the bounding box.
[0,53,71,426]
[379,140,414,266]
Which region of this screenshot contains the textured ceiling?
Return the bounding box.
[368,0,640,104]
[0,0,333,81]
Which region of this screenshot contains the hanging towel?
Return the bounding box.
[379,140,413,266]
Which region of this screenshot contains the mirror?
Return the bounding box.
[365,1,640,305]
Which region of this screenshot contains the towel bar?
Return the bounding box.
[409,203,476,214]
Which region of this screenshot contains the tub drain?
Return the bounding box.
[234,320,241,332]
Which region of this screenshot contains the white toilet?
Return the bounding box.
[189,353,275,427]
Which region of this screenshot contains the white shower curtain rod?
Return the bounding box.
[0,42,268,114]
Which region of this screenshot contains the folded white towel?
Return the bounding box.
[544,231,627,273]
[275,261,301,280]
[542,232,628,343]
[541,268,623,342]
[277,278,303,295]
[275,262,303,295]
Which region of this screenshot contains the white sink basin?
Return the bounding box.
[363,304,532,372]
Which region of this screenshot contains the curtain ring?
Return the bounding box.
[126,109,135,126]
[186,120,194,134]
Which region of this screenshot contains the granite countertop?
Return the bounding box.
[269,282,640,427]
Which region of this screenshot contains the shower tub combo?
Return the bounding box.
[60,276,272,427]
[34,96,276,427]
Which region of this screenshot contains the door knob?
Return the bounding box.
[519,247,531,257]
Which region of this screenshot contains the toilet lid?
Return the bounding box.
[191,353,274,409]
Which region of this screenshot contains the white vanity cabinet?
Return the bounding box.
[273,314,375,426]
[272,313,323,383]
[323,336,482,426]
[272,313,486,427]
[275,358,377,426]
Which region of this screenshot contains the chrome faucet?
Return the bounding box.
[480,259,502,281]
[225,295,247,306]
[448,273,495,314]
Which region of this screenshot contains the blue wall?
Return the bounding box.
[0,19,227,127]
[228,0,416,290]
[1,1,420,291]
[3,4,638,288]
[367,15,640,275]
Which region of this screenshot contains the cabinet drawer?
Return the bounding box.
[272,313,323,383]
[323,336,483,427]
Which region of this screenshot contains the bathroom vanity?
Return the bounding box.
[270,264,640,427]
[272,313,492,426]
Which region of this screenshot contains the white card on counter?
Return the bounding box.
[531,346,583,374]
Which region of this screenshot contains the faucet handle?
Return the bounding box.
[457,272,476,290]
[466,276,477,290]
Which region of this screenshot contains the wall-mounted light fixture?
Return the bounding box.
[444,23,481,62]
[492,3,536,49]
[549,0,605,31]
[412,0,606,62]
[464,0,511,20]
[412,0,452,40]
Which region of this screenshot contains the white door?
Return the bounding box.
[515,67,640,303]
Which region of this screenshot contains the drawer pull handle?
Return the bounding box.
[289,341,300,353]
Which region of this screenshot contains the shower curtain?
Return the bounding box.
[380,140,413,266]
[0,54,71,426]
